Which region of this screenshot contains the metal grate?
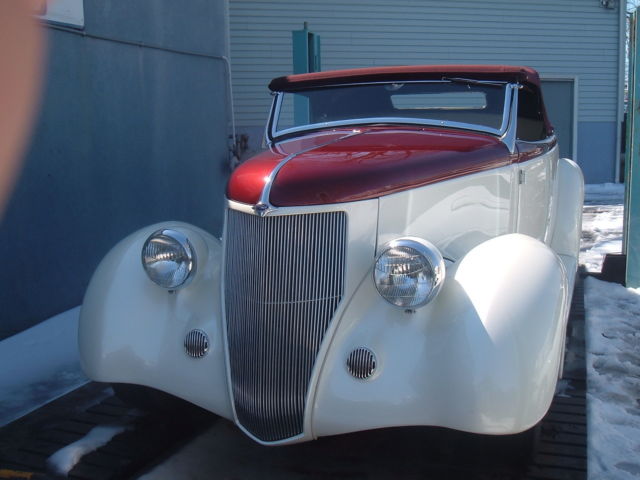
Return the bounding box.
[224,209,347,442]
[184,329,209,358]
[346,348,377,380]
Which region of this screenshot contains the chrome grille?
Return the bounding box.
[224,209,347,442]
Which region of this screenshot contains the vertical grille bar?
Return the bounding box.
[224,209,347,442]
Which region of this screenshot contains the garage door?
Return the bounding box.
[540,79,576,160]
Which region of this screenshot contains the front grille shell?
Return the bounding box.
[224,209,347,442]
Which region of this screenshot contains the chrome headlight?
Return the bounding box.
[373,237,445,308]
[141,229,196,289]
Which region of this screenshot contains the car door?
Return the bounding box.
[516,143,553,241]
[514,86,555,241]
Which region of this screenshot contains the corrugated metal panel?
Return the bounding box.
[229,0,621,126]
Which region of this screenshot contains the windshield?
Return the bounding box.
[270,81,509,140]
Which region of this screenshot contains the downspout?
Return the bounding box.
[222,0,238,169]
[616,0,627,183]
[221,55,238,166]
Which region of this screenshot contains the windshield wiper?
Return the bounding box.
[441,77,506,87]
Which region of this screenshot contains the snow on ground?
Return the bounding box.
[580,183,624,272]
[585,278,640,479]
[0,306,88,426]
[580,183,640,479]
[47,424,127,476]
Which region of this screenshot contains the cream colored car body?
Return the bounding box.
[79,149,583,445]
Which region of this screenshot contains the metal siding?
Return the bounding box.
[542,80,575,160]
[578,121,618,182]
[0,0,231,339]
[229,0,621,127]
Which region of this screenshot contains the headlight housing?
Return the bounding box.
[141,229,196,289]
[373,237,445,308]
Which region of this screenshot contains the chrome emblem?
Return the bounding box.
[252,202,271,216]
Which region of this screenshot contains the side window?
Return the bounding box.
[517,88,546,142]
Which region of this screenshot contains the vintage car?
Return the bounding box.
[79,65,584,446]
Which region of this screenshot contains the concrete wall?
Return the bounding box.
[0,0,232,339]
[230,0,624,183]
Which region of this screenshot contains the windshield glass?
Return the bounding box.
[272,81,508,138]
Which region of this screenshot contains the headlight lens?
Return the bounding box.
[373,237,445,308]
[141,229,195,289]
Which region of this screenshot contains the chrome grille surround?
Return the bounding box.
[224,209,347,442]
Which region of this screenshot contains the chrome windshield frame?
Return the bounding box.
[266,80,518,151]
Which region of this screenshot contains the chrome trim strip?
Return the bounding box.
[272,117,503,142]
[268,81,514,143]
[516,134,558,147]
[265,91,285,145]
[255,131,363,215]
[263,91,278,149]
[498,83,515,134]
[500,84,520,154]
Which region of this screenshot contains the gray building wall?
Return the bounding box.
[0,0,232,339]
[229,0,624,183]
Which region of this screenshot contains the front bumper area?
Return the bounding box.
[80,214,569,445]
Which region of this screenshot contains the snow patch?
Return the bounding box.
[580,185,640,478]
[555,378,574,398]
[0,306,88,426]
[47,424,127,477]
[585,278,640,479]
[580,184,624,273]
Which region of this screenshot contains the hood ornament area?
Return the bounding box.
[252,202,274,217]
[250,132,364,217]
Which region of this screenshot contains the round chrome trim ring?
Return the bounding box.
[141,228,196,289]
[373,236,446,309]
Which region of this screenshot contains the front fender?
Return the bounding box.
[312,233,568,437]
[550,158,584,259]
[79,222,232,419]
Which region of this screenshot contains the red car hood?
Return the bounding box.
[227,126,515,207]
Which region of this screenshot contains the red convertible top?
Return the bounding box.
[268,65,543,91]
